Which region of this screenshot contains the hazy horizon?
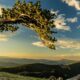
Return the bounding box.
[0,53,80,61]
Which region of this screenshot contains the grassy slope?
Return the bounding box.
[0,72,47,80]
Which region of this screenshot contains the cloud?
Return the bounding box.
[77,12,80,15]
[62,0,80,10]
[32,39,55,48]
[0,6,2,15]
[50,10,59,15]
[0,5,6,15]
[0,34,8,41]
[56,39,80,49]
[67,17,78,23]
[53,14,70,31]
[32,39,80,50]
[32,41,45,47]
[77,25,80,29]
[0,32,17,42]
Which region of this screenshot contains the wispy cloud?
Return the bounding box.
[50,10,59,16]
[0,34,8,41]
[62,0,80,10]
[32,41,45,47]
[0,31,18,42]
[56,39,80,49]
[32,39,80,50]
[67,17,78,23]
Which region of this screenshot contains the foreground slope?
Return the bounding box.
[0,72,47,80]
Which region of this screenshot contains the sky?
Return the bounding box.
[0,0,80,60]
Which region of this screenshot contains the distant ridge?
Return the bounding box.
[0,56,77,67]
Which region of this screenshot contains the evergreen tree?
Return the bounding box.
[0,0,57,49]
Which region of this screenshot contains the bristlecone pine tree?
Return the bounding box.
[0,0,57,49]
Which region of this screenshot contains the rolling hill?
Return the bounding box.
[0,62,80,79]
